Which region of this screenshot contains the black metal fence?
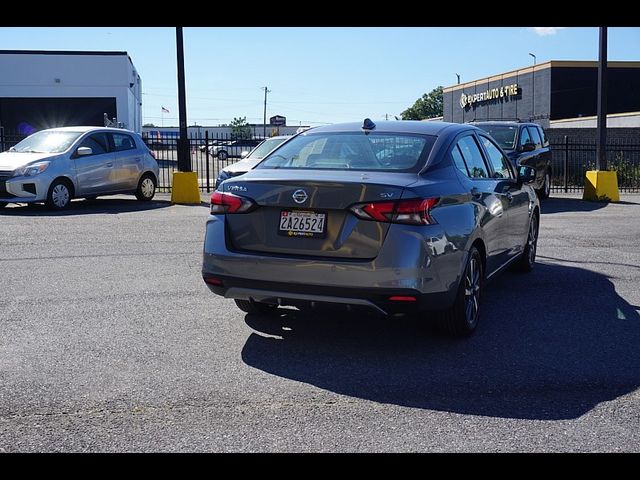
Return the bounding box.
[2,128,639,194]
[549,137,640,193]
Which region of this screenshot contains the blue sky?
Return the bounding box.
[0,27,638,127]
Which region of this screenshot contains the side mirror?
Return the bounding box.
[240,150,249,159]
[76,146,93,156]
[518,165,537,184]
[521,142,536,153]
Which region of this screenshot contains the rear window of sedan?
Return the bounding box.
[257,132,436,172]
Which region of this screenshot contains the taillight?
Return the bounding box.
[148,149,156,160]
[350,198,439,225]
[210,191,256,214]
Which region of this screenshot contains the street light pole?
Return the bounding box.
[596,27,608,170]
[529,53,536,65]
[456,73,460,84]
[176,27,190,172]
[262,86,270,139]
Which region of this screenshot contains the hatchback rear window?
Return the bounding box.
[257,132,436,172]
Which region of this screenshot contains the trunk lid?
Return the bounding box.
[222,170,418,259]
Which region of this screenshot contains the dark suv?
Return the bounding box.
[472,121,552,199]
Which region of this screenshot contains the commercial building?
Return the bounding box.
[0,50,142,134]
[442,60,640,141]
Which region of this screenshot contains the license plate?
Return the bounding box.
[279,210,326,238]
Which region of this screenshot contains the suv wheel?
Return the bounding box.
[537,171,551,199]
[217,150,228,161]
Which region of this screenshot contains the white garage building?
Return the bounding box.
[0,50,142,134]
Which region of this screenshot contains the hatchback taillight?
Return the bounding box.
[350,198,439,225]
[210,191,256,214]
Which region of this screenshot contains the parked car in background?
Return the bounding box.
[208,138,262,161]
[202,120,540,337]
[215,135,291,188]
[0,126,159,210]
[472,121,552,199]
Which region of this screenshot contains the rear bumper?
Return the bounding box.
[202,214,464,314]
[203,275,454,315]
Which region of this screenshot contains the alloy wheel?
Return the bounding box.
[464,256,481,326]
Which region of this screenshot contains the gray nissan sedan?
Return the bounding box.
[0,126,159,210]
[202,120,540,337]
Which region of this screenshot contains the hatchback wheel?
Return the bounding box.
[438,246,483,337]
[515,213,539,272]
[234,299,278,314]
[136,174,156,201]
[46,179,72,210]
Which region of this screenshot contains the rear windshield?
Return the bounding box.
[246,137,289,160]
[475,125,518,150]
[256,132,436,172]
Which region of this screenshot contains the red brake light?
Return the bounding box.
[210,191,256,214]
[350,198,439,225]
[148,149,156,160]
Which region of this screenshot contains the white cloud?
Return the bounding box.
[531,27,567,36]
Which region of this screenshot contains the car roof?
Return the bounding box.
[40,126,137,134]
[470,121,540,127]
[301,120,468,136]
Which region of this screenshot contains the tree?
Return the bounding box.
[401,86,444,120]
[230,117,253,138]
[142,122,156,128]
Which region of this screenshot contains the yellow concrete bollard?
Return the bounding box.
[583,170,620,202]
[171,172,201,204]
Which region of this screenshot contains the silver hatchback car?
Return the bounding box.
[202,120,540,337]
[0,126,159,210]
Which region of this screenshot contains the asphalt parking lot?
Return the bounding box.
[1,193,639,452]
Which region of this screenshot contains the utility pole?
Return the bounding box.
[176,27,190,172]
[262,86,270,139]
[596,27,608,170]
[385,113,389,121]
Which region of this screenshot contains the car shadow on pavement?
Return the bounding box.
[0,198,172,216]
[542,196,639,214]
[241,262,640,420]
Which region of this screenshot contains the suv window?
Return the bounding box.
[479,135,514,179]
[78,133,110,156]
[537,126,548,146]
[456,135,489,179]
[527,126,542,149]
[519,127,532,148]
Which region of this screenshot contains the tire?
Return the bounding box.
[0,202,7,209]
[234,299,278,314]
[537,171,551,199]
[46,179,72,210]
[135,174,156,201]
[514,212,539,273]
[438,246,483,337]
[217,150,228,161]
